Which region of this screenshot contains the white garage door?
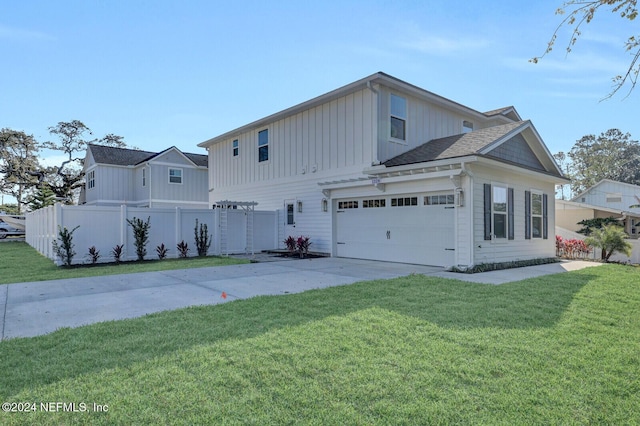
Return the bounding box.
[335,194,455,267]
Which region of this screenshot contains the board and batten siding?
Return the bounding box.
[375,86,490,163]
[470,163,555,265]
[209,88,376,190]
[579,180,640,215]
[148,164,208,206]
[85,165,135,205]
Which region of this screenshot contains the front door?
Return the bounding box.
[284,200,296,237]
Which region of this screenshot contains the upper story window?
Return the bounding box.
[390,94,406,141]
[606,193,622,203]
[142,168,146,187]
[232,139,239,157]
[463,120,474,133]
[87,170,95,190]
[169,168,183,184]
[258,129,269,162]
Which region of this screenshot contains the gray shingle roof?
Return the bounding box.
[383,121,525,167]
[87,144,207,167]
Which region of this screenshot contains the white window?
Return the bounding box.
[258,129,269,162]
[391,197,418,207]
[606,193,622,203]
[363,199,386,208]
[338,200,358,209]
[531,192,543,238]
[492,186,508,239]
[169,168,182,184]
[425,194,455,205]
[232,139,239,157]
[390,94,406,141]
[87,170,95,189]
[463,120,473,133]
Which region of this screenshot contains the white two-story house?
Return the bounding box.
[82,144,209,209]
[199,72,568,268]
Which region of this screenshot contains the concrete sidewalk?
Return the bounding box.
[0,258,601,340]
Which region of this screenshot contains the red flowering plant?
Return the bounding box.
[296,236,311,258]
[555,235,592,259]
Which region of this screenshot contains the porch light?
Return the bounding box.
[297,200,303,213]
[321,198,328,212]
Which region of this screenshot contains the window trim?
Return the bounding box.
[258,129,269,163]
[232,139,239,157]
[492,184,508,240]
[389,93,407,143]
[168,167,183,184]
[531,191,543,239]
[87,170,95,190]
[484,183,513,241]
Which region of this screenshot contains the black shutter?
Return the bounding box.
[525,190,531,240]
[508,187,514,240]
[543,194,548,239]
[484,184,492,240]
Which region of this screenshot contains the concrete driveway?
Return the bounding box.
[0,257,600,340]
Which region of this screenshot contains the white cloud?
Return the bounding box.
[0,24,54,41]
[400,34,491,55]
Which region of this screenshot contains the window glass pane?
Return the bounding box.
[390,94,406,118]
[287,204,294,225]
[532,193,542,215]
[390,117,405,140]
[259,146,268,162]
[493,186,507,212]
[169,169,182,183]
[494,213,507,238]
[532,217,542,238]
[447,194,455,204]
[258,130,268,146]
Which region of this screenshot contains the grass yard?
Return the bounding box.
[0,242,248,285]
[0,264,638,424]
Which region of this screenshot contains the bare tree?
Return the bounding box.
[532,0,639,99]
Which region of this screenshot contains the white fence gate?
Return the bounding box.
[26,204,277,265]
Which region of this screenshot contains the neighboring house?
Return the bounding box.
[81,144,209,208]
[557,179,640,238]
[198,72,568,268]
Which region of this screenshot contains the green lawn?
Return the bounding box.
[0,242,248,285]
[0,264,638,424]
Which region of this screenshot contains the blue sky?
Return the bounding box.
[1,0,638,177]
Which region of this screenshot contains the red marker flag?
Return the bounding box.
[221,291,227,299]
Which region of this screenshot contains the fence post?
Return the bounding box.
[120,205,128,260]
[175,207,181,259]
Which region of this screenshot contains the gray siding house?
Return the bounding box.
[81,144,209,208]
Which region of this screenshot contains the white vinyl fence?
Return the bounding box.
[27,204,278,265]
[556,226,640,264]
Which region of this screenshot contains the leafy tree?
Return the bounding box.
[553,151,571,199]
[41,120,127,204]
[127,216,151,261]
[0,128,42,213]
[585,224,632,261]
[0,203,20,215]
[576,216,621,235]
[532,0,639,99]
[566,129,640,195]
[27,184,56,211]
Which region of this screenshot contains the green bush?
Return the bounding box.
[127,216,151,261]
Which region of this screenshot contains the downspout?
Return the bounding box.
[461,163,475,268]
[366,80,380,166]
